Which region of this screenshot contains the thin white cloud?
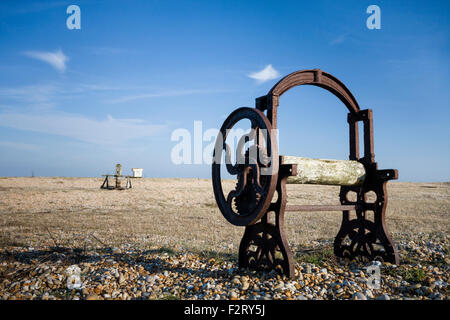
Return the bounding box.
[0,141,39,151]
[0,83,121,100]
[248,64,281,83]
[108,89,225,104]
[330,34,346,45]
[0,82,228,111]
[0,83,59,109]
[0,83,123,110]
[0,112,167,145]
[23,49,68,72]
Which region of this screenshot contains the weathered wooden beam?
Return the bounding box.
[283,156,366,186]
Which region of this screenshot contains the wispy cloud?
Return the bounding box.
[0,141,40,151]
[23,49,68,72]
[329,34,347,45]
[0,82,227,110]
[0,112,167,145]
[0,83,122,110]
[0,83,59,109]
[108,89,225,104]
[248,64,281,83]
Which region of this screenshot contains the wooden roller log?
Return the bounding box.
[283,156,366,186]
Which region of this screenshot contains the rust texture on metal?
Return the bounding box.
[212,69,399,278]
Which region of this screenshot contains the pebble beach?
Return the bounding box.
[0,178,448,300]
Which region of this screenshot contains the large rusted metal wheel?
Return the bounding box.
[212,107,278,226]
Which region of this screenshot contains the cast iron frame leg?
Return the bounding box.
[238,166,295,278]
[334,179,399,264]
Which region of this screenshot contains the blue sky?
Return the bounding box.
[0,0,448,181]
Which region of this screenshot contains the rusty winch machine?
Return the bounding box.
[212,69,399,278]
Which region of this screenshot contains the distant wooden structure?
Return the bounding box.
[100,164,132,190]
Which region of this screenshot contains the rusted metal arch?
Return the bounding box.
[255,69,361,127]
[256,69,366,162]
